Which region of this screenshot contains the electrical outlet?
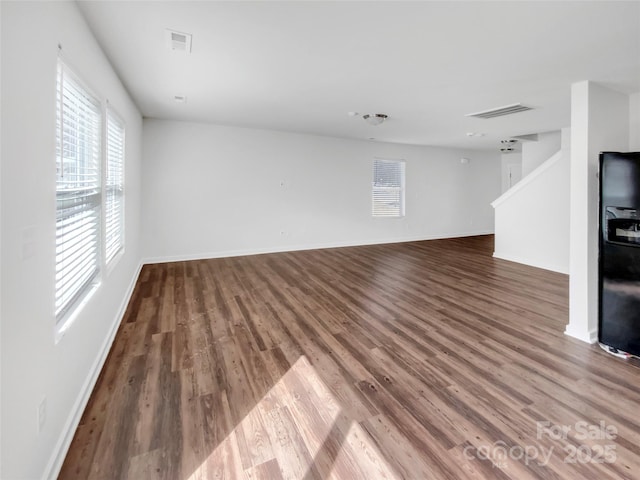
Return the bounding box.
[38,397,47,433]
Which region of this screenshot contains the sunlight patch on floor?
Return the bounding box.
[186,355,398,479]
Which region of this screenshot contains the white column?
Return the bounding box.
[566,81,629,343]
[630,92,640,151]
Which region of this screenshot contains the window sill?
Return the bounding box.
[105,247,125,277]
[54,283,100,344]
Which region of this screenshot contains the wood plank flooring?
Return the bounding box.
[59,235,640,479]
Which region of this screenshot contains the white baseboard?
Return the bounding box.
[143,230,495,264]
[44,261,144,480]
[564,324,598,344]
[492,251,569,275]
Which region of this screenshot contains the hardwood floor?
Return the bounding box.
[59,235,640,479]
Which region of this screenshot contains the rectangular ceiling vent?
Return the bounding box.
[465,103,533,119]
[165,29,192,53]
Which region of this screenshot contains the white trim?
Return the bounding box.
[492,251,569,274]
[105,106,126,269]
[564,324,598,344]
[143,230,495,264]
[44,261,144,480]
[491,150,563,208]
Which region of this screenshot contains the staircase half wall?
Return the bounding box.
[491,150,569,274]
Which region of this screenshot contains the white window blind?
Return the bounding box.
[105,110,125,264]
[55,61,102,321]
[372,159,405,217]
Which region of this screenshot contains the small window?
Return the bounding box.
[372,159,405,217]
[105,110,125,264]
[55,61,102,321]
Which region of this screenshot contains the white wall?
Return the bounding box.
[567,81,629,343]
[142,119,501,261]
[1,2,143,478]
[631,91,640,151]
[521,130,562,177]
[492,150,570,274]
[561,127,571,157]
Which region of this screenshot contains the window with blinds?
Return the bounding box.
[105,111,125,264]
[55,61,102,321]
[372,159,405,217]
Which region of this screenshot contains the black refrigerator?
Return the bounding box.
[599,151,640,357]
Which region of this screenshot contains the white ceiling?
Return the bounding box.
[77,1,640,151]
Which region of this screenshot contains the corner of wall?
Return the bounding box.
[564,324,598,344]
[630,91,640,151]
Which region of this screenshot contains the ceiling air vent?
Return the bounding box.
[465,103,533,119]
[165,29,192,53]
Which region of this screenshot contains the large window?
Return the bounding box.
[55,61,102,320]
[372,158,405,217]
[105,110,125,264]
